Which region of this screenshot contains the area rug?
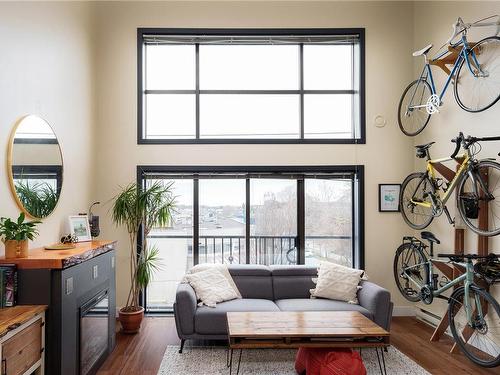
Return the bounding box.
[157,346,430,374]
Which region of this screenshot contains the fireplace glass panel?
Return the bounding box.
[80,290,109,375]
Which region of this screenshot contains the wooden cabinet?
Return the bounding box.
[0,306,46,375]
[0,241,116,375]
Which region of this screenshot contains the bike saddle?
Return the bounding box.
[415,142,435,150]
[421,231,440,244]
[412,44,433,57]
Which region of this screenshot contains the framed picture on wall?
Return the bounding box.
[379,184,401,212]
[68,215,92,242]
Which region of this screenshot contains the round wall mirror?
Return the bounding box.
[7,115,63,219]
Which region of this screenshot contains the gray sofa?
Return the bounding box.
[174,265,393,352]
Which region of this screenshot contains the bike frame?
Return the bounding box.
[403,257,482,325]
[408,35,483,110]
[410,152,471,209]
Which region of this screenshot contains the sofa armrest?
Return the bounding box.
[174,283,197,337]
[357,281,392,331]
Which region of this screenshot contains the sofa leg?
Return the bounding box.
[179,339,186,353]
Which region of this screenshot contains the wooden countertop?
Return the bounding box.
[0,240,116,269]
[0,305,47,338]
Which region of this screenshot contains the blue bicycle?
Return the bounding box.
[399,16,500,136]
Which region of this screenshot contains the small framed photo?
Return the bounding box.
[68,215,92,242]
[379,184,401,212]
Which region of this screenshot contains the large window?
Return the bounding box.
[138,29,365,144]
[139,166,364,312]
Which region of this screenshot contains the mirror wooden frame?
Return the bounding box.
[6,115,64,219]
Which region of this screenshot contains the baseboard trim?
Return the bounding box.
[393,306,416,316]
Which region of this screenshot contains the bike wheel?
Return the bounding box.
[398,79,432,136]
[448,286,500,368]
[454,36,500,112]
[400,173,435,230]
[393,243,427,303]
[457,160,500,236]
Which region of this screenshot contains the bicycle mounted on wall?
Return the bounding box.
[394,231,500,367]
[400,132,500,236]
[398,15,500,136]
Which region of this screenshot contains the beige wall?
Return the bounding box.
[2,1,496,314]
[91,1,416,308]
[0,2,96,245]
[413,1,500,316]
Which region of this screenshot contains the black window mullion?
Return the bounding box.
[297,179,305,264]
[193,178,199,265]
[299,43,304,139]
[195,43,200,139]
[245,178,251,264]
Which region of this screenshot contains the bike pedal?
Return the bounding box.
[404,288,417,296]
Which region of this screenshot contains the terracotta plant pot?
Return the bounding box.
[4,240,29,258]
[119,306,145,334]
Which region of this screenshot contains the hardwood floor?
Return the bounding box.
[97,316,499,375]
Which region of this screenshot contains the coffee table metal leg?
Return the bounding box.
[375,347,388,375]
[381,347,387,374]
[236,349,242,375]
[229,349,233,374]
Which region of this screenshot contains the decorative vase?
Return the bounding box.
[118,306,145,334]
[4,240,29,258]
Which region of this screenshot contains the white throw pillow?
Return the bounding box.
[184,263,242,299]
[185,268,239,307]
[310,261,365,304]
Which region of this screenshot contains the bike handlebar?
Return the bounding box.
[445,15,500,45]
[446,18,464,45]
[438,253,499,261]
[450,132,500,158]
[450,132,463,158]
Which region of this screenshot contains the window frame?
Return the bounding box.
[137,28,366,144]
[137,165,364,313]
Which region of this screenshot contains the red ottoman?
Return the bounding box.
[295,348,366,375]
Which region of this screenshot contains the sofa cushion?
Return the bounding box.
[274,298,373,320]
[271,265,317,299]
[229,265,271,276]
[195,298,280,335]
[270,265,318,276]
[311,262,365,304]
[228,265,274,300]
[185,268,239,307]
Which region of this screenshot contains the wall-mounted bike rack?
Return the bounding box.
[429,42,477,76]
[427,162,490,353]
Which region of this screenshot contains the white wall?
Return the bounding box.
[0,2,96,246]
[413,1,500,317]
[91,1,416,308]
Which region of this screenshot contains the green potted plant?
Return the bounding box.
[0,213,41,258]
[112,181,174,333]
[15,180,58,218]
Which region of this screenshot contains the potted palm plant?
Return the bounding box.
[112,181,174,333]
[0,213,41,258]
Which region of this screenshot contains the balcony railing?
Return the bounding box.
[148,234,351,266]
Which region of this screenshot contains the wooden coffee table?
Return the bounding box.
[226,311,390,375]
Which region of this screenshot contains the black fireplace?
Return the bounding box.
[80,289,110,375]
[16,245,116,375]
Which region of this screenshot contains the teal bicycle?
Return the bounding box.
[398,15,500,136]
[394,231,500,367]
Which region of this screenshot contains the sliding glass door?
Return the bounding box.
[250,179,297,265]
[146,179,193,310]
[305,178,353,266]
[140,166,363,312]
[198,179,246,264]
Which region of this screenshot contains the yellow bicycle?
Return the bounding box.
[400,132,500,236]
